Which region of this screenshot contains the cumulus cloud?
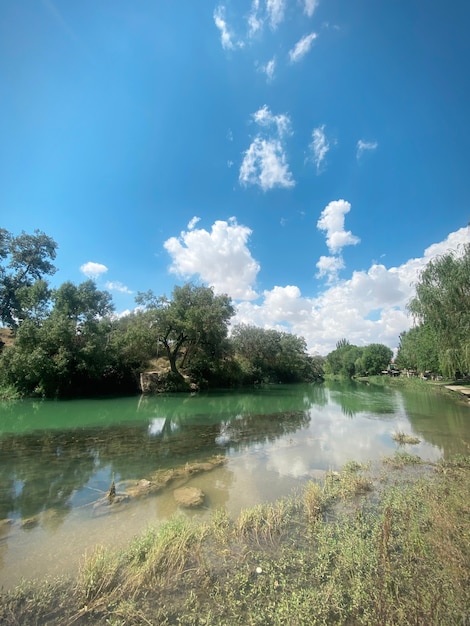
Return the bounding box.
[356,139,378,159]
[80,262,108,279]
[315,255,345,281]
[164,217,260,300]
[240,105,295,191]
[310,124,329,172]
[304,0,319,17]
[232,226,470,355]
[289,32,318,63]
[317,199,360,254]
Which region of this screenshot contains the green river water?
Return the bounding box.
[0,380,469,588]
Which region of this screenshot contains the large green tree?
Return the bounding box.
[0,229,57,328]
[135,284,234,380]
[409,243,470,376]
[324,340,363,377]
[230,324,321,383]
[359,343,393,375]
[0,280,118,397]
[395,324,440,374]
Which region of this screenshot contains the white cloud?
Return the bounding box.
[316,255,345,282]
[232,226,470,355]
[239,137,295,191]
[105,281,133,294]
[214,5,241,50]
[310,124,329,172]
[248,0,263,36]
[164,217,260,300]
[240,106,295,191]
[356,139,378,159]
[304,0,319,17]
[317,199,360,254]
[262,57,276,81]
[266,0,286,30]
[289,32,318,63]
[187,216,200,230]
[252,104,291,137]
[80,262,108,279]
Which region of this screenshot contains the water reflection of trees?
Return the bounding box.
[0,432,96,523]
[325,380,399,418]
[136,382,327,422]
[0,387,318,523]
[401,389,470,457]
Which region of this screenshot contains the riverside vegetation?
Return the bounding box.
[1,232,470,622]
[1,229,469,398]
[1,453,470,625]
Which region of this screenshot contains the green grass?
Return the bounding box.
[2,457,470,625]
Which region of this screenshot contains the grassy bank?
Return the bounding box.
[2,454,470,625]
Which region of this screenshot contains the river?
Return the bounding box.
[0,380,469,588]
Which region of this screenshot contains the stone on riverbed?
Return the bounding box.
[173,486,205,508]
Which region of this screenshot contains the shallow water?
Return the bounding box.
[0,381,469,588]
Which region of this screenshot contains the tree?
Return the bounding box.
[324,342,363,377]
[395,324,440,374]
[230,324,321,383]
[0,229,57,328]
[0,280,117,397]
[409,243,470,376]
[135,284,234,380]
[360,343,393,375]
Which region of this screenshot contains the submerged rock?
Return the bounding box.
[173,486,205,508]
[21,516,39,530]
[0,518,14,537]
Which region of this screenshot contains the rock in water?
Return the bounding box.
[173,487,205,508]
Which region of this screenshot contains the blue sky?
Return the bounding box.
[1,0,469,355]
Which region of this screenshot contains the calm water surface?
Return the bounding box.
[0,380,469,588]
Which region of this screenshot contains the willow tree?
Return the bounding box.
[409,243,470,376]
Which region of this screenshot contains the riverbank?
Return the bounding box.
[2,453,470,625]
[373,375,470,407]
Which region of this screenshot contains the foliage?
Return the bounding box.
[0,281,124,397]
[324,342,363,377]
[136,283,234,383]
[395,323,440,373]
[0,228,57,328]
[326,342,393,378]
[230,324,322,383]
[359,343,393,375]
[409,243,470,376]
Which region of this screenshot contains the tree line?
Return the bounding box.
[0,229,323,397]
[0,229,468,397]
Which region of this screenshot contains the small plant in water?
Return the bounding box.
[392,431,421,445]
[383,450,422,468]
